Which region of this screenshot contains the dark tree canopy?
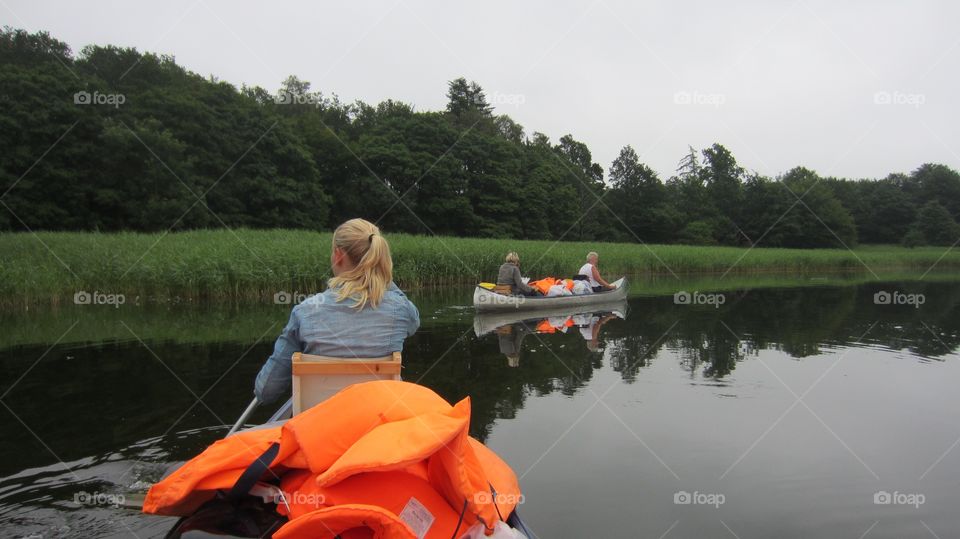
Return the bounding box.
[1,28,959,248]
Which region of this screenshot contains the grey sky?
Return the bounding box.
[5,0,958,181]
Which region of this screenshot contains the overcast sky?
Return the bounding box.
[5,0,958,181]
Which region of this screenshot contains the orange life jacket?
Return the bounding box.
[143,381,522,538]
[535,317,574,333]
[535,319,555,333]
[528,277,576,295]
[528,277,556,295]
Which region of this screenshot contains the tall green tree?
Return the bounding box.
[608,145,675,243]
[911,200,960,246]
[700,143,746,244]
[778,167,857,247]
[445,77,492,129]
[554,134,607,240]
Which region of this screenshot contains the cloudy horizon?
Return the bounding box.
[4,0,958,181]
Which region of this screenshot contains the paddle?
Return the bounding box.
[226,398,260,437]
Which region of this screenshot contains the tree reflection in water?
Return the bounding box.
[438,280,960,441]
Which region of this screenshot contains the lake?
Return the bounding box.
[1,274,959,538]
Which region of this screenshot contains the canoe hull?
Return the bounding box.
[473,277,628,313]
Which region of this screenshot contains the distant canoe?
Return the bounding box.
[473,277,628,313]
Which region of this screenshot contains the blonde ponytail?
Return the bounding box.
[328,218,393,310]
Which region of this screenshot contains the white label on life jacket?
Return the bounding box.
[399,496,435,539]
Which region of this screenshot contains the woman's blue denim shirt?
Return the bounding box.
[254,282,420,403]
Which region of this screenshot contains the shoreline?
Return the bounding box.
[2,269,957,350]
[2,229,959,308]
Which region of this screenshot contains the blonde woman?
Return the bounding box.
[254,219,420,403]
[497,251,538,296]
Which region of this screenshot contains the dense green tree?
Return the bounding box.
[1,27,958,250]
[912,201,960,246]
[739,175,792,246]
[737,168,856,248]
[913,164,960,220]
[518,141,578,240]
[445,77,492,129]
[608,145,675,243]
[828,178,916,244]
[778,167,857,247]
[554,134,608,240]
[699,143,746,244]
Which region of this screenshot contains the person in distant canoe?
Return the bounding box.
[496,251,539,296]
[254,218,420,404]
[577,251,614,293]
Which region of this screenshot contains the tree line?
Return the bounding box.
[2,28,959,248]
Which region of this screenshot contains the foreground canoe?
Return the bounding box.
[473,277,628,313]
[157,382,535,538]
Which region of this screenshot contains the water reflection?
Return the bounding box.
[416,281,960,440]
[474,300,628,367]
[1,279,959,537]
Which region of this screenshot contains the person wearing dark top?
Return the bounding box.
[496,251,538,296]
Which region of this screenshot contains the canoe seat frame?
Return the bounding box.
[291,351,402,415]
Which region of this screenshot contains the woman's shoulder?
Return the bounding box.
[291,283,412,314]
[383,281,407,299]
[290,291,335,316]
[384,282,418,309]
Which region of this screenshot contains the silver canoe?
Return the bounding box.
[473,277,628,313]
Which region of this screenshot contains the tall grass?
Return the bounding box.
[2,229,959,306]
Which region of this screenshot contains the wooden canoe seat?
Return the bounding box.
[291,351,402,415]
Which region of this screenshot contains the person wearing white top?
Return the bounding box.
[576,251,613,292]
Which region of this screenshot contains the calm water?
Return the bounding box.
[1,277,959,538]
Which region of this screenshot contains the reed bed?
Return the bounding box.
[2,229,958,307]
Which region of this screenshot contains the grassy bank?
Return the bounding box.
[2,229,959,306]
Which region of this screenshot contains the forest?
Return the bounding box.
[2,27,959,248]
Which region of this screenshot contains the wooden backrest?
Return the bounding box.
[291,351,402,415]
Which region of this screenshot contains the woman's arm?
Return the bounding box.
[514,265,534,293]
[403,298,421,337]
[592,265,611,288]
[254,309,302,403]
